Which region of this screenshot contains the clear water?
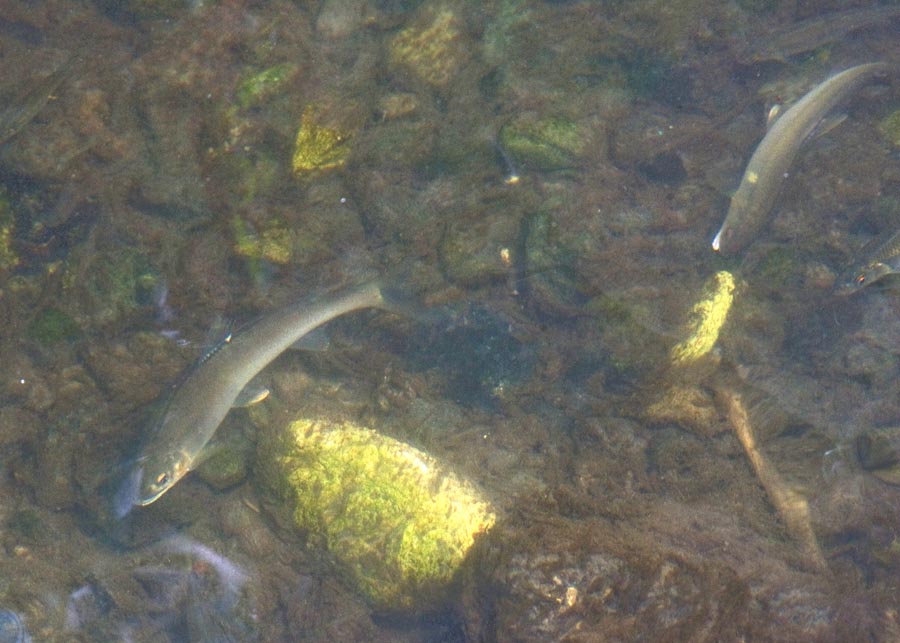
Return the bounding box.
[0,1,898,640]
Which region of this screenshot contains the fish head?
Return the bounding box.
[711,223,744,254]
[137,449,192,506]
[713,189,759,254]
[834,261,892,296]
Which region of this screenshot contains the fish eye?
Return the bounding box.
[855,274,866,285]
[155,472,169,487]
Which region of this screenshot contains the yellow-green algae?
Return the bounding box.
[27,308,81,345]
[499,115,587,170]
[291,106,352,174]
[669,271,735,365]
[256,417,496,610]
[231,216,293,265]
[389,7,466,87]
[0,190,18,274]
[236,63,298,109]
[878,110,900,148]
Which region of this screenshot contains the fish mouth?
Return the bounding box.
[137,487,170,507]
[112,465,144,519]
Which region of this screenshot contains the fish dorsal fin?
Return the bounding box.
[765,103,783,130]
[233,381,270,407]
[289,325,332,351]
[805,112,847,143]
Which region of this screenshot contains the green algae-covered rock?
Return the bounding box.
[27,308,81,345]
[389,6,469,88]
[256,417,496,610]
[499,114,588,171]
[236,63,299,110]
[61,246,160,327]
[878,110,900,148]
[0,191,18,274]
[195,440,250,492]
[292,106,353,174]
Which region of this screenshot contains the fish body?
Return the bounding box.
[117,280,392,513]
[834,228,900,295]
[747,6,900,63]
[712,62,893,254]
[0,62,68,148]
[855,426,900,485]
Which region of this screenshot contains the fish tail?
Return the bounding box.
[377,281,443,326]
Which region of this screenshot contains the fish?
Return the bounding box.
[0,62,69,148]
[744,6,900,63]
[115,279,403,515]
[711,62,894,255]
[854,426,900,485]
[162,535,249,605]
[834,227,900,295]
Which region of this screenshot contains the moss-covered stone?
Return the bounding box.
[236,63,299,110]
[439,216,518,286]
[499,114,587,171]
[878,110,900,148]
[292,106,352,174]
[256,417,495,610]
[755,246,799,290]
[6,508,45,544]
[522,210,584,312]
[389,6,468,87]
[231,216,294,266]
[0,191,18,274]
[94,0,193,20]
[27,308,81,345]
[669,271,735,366]
[62,247,160,326]
[195,441,250,491]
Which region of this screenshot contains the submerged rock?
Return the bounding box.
[389,6,469,88]
[195,437,251,492]
[669,271,735,366]
[236,63,299,110]
[26,308,81,346]
[291,106,353,174]
[0,193,18,275]
[878,109,900,148]
[499,114,588,171]
[256,417,496,610]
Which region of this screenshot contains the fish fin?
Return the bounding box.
[765,103,782,130]
[233,382,270,408]
[193,441,223,468]
[806,113,847,143]
[378,282,447,326]
[289,325,332,351]
[112,464,144,519]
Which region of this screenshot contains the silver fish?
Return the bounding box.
[116,279,398,514]
[744,6,900,63]
[712,62,893,254]
[834,227,900,295]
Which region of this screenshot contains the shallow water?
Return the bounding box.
[0,0,898,640]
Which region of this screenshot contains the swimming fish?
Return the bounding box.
[744,6,900,63]
[834,227,900,295]
[854,426,900,485]
[115,279,402,515]
[711,62,893,254]
[0,61,69,148]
